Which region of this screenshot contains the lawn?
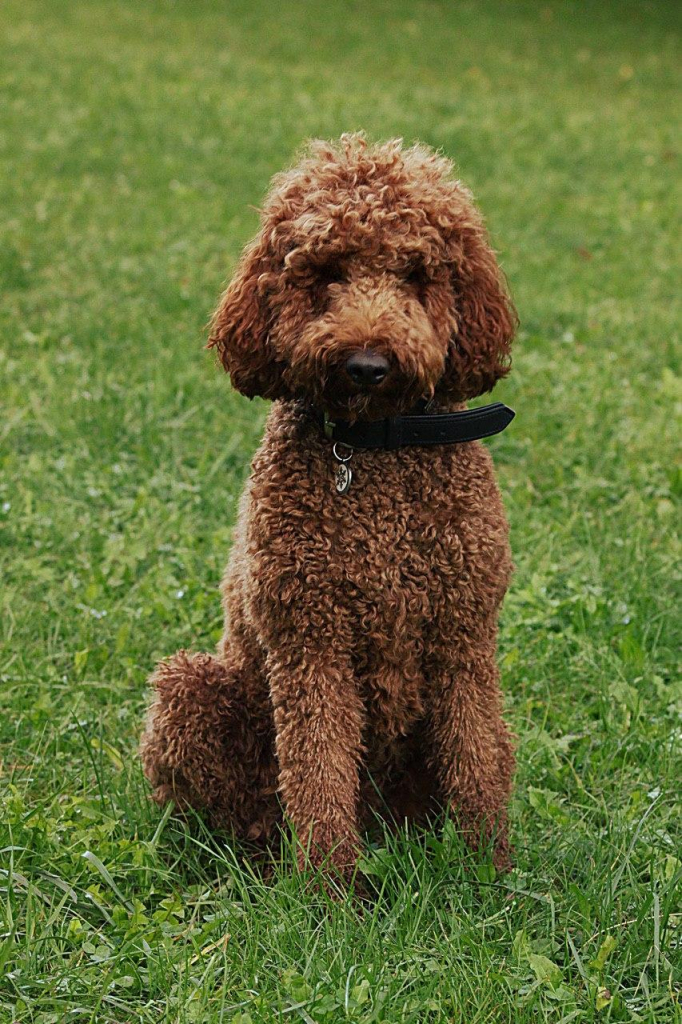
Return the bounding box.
[1,0,680,1020]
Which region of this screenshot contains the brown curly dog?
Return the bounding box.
[141,134,517,880]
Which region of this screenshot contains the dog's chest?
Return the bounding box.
[321,456,467,626]
[247,426,503,641]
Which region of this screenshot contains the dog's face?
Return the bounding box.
[209,135,516,420]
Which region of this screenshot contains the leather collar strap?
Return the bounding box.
[321,401,515,451]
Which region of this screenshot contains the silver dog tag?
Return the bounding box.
[335,462,352,494]
[332,442,354,495]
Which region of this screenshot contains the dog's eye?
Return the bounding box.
[318,262,345,286]
[310,263,345,314]
[405,265,427,287]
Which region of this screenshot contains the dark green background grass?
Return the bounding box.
[1,1,680,1021]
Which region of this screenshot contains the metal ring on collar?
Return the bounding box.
[332,442,354,462]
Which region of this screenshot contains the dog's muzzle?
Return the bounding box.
[343,350,391,389]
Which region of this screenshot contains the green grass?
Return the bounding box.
[1,0,680,1020]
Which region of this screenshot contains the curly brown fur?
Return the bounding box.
[141,134,517,879]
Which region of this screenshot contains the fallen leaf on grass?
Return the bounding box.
[189,933,231,964]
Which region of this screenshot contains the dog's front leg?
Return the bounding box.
[427,619,515,870]
[266,645,364,881]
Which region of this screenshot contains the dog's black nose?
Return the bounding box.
[344,350,390,388]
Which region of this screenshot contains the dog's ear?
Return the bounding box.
[438,218,517,401]
[207,234,287,400]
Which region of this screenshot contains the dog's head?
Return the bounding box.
[209,134,516,420]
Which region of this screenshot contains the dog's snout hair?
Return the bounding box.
[288,272,443,418]
[208,133,517,417]
[322,274,433,361]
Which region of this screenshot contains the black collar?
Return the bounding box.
[319,401,515,450]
